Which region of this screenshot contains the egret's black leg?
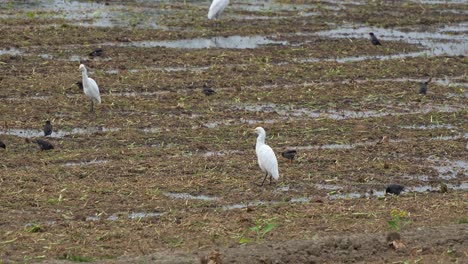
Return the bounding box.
[90,100,94,113]
[259,172,268,186]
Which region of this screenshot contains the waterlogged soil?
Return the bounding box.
[0,0,467,263]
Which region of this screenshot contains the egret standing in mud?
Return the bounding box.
[79,64,101,112]
[254,127,279,186]
[208,0,230,19]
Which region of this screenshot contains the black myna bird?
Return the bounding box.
[202,87,216,96]
[32,139,54,151]
[89,48,103,57]
[369,32,381,46]
[281,149,297,163]
[385,184,404,195]
[419,77,432,95]
[43,120,52,136]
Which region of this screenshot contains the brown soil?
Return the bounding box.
[0,0,467,263]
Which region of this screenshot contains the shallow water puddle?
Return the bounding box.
[164,192,220,201]
[0,127,120,138]
[402,174,431,182]
[411,0,467,3]
[231,0,349,12]
[0,48,22,56]
[408,183,468,192]
[236,102,463,120]
[306,23,468,62]
[102,35,287,49]
[203,118,277,129]
[297,141,377,150]
[293,133,465,151]
[222,197,310,210]
[61,159,108,167]
[328,192,368,200]
[105,66,210,75]
[128,212,163,219]
[274,185,291,192]
[74,9,167,30]
[323,181,467,200]
[202,150,242,157]
[86,211,163,221]
[141,127,161,133]
[315,183,343,190]
[352,77,468,88]
[429,158,468,180]
[4,0,166,29]
[4,95,51,101]
[400,124,457,130]
[222,201,267,210]
[110,90,170,97]
[430,133,468,141]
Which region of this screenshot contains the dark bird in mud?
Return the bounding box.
[369,32,381,45]
[439,182,448,193]
[76,81,83,90]
[419,77,432,95]
[202,86,216,96]
[43,120,52,136]
[385,184,404,195]
[31,139,54,151]
[0,140,5,149]
[281,149,297,163]
[89,48,103,57]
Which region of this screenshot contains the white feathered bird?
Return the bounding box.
[208,0,230,20]
[79,64,101,112]
[254,127,279,186]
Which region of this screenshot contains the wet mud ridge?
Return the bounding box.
[214,224,468,264]
[94,224,468,264]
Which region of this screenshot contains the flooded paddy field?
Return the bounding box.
[0,0,467,263]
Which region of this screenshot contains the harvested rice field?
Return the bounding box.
[0,0,467,263]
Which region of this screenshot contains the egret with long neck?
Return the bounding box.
[254,127,279,186]
[208,0,230,19]
[79,64,101,112]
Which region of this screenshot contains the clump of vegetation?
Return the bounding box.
[388,209,411,232]
[26,223,42,233]
[239,218,277,244]
[61,254,94,262]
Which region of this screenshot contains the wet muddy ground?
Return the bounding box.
[0,0,467,263]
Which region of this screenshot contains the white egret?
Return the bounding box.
[79,64,101,112]
[208,0,230,20]
[254,127,279,186]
